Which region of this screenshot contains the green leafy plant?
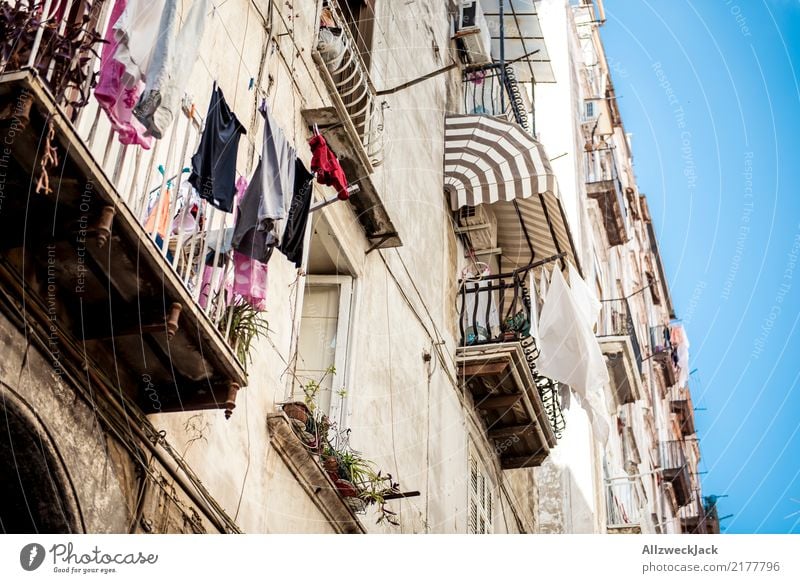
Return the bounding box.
[297,367,403,527]
[218,300,269,372]
[300,365,335,413]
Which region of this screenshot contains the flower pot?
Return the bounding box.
[322,455,339,473]
[334,479,359,498]
[283,402,309,424]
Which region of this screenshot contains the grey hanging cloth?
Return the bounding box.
[232,100,296,262]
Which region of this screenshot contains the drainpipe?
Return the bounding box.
[499,0,506,113]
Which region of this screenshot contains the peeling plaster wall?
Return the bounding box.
[0,309,131,533]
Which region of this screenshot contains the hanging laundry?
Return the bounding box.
[231,251,269,311]
[94,0,153,148]
[132,0,212,139]
[569,263,601,330]
[198,262,223,310]
[232,102,296,262]
[278,159,315,268]
[309,133,349,200]
[230,177,269,310]
[671,324,691,388]
[536,266,610,444]
[143,182,172,240]
[247,101,296,221]
[171,180,204,235]
[112,0,166,89]
[188,85,246,212]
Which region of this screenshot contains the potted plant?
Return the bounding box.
[218,299,269,373]
[282,402,309,424]
[320,443,340,480]
[358,470,401,527]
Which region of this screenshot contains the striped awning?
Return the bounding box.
[445,115,580,274]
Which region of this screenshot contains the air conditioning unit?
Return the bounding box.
[457,1,492,65]
[455,204,497,251]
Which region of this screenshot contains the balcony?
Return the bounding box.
[703,496,721,534]
[312,0,383,169]
[0,4,246,417]
[303,0,400,250]
[606,479,644,533]
[651,325,679,388]
[463,64,531,133]
[670,385,696,436]
[456,270,559,469]
[679,489,707,534]
[584,149,628,246]
[596,299,643,406]
[660,440,692,508]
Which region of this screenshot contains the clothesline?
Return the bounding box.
[96,0,355,320]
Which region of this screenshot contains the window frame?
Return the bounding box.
[467,446,495,534]
[294,274,355,426]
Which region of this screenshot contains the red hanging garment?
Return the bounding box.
[309,134,349,200]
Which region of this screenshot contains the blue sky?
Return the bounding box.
[602,0,800,533]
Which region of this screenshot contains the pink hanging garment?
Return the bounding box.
[231,177,269,311]
[198,263,227,310]
[94,0,153,148]
[231,251,269,311]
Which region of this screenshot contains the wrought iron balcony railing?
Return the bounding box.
[606,479,643,530]
[584,149,628,245]
[597,298,643,372]
[660,440,692,508]
[458,270,532,348]
[463,63,531,132]
[650,324,679,387]
[679,488,708,533]
[0,1,248,415]
[660,439,687,471]
[457,268,565,440]
[1,0,245,340]
[315,0,384,167]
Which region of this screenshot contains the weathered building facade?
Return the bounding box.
[0,0,715,535]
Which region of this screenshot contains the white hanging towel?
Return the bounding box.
[672,324,691,388]
[569,262,601,330]
[538,265,550,302]
[528,270,541,345]
[113,0,168,88]
[134,0,213,139]
[536,267,610,444]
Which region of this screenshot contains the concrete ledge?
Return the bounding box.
[266,413,365,534]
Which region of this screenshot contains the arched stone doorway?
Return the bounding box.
[0,385,83,533]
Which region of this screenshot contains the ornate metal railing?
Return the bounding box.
[0,0,107,118]
[316,0,384,165]
[0,1,255,351]
[598,297,643,372]
[458,269,564,436]
[463,63,531,132]
[660,440,687,472]
[606,478,643,528]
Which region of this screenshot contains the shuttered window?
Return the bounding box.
[468,453,494,534]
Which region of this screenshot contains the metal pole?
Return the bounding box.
[499,0,506,113]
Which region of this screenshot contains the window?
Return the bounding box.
[292,215,356,424]
[585,100,596,119]
[340,0,377,68]
[294,276,353,421]
[468,451,494,534]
